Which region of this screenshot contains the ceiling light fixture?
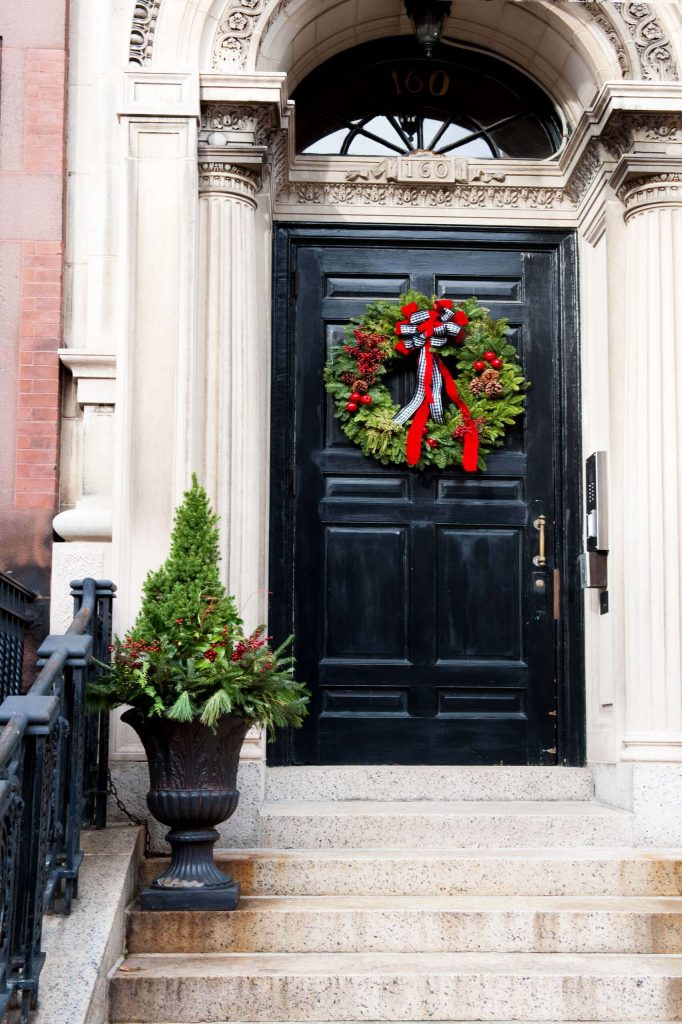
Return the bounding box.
[405,0,452,58]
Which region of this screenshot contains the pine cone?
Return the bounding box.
[469,377,484,395]
[341,371,355,385]
[353,379,369,393]
[480,368,499,385]
[484,379,504,398]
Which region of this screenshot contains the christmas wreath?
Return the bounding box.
[324,291,528,471]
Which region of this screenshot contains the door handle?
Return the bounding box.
[533,514,546,567]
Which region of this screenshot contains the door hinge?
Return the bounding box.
[291,269,300,297]
[553,568,561,620]
[290,466,297,497]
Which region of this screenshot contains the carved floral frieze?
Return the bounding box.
[614,1,679,81]
[287,181,570,210]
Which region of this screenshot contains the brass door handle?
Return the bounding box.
[533,514,546,567]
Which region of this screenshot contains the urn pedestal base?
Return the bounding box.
[140,823,241,911]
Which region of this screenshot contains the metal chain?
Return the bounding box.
[107,769,151,856]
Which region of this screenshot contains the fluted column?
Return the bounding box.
[197,154,266,626]
[621,172,682,762]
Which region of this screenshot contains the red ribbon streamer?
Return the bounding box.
[436,357,479,473]
[395,307,479,472]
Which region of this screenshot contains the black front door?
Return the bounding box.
[270,226,582,766]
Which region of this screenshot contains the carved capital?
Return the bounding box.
[198,159,260,203]
[200,103,274,147]
[199,102,289,199]
[620,172,682,218]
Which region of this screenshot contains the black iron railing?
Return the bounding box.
[0,578,115,1023]
[0,572,37,700]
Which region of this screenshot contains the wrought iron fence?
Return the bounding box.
[0,572,36,701]
[0,578,115,1023]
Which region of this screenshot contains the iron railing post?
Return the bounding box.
[71,580,116,829]
[0,577,116,1021]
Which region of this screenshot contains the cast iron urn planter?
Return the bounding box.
[122,708,250,911]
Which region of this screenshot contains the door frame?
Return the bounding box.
[268,223,584,767]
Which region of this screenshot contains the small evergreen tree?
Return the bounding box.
[88,475,308,731]
[134,474,241,639]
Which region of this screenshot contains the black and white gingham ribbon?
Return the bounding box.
[393,309,463,426]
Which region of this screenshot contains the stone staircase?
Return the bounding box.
[108,767,682,1023]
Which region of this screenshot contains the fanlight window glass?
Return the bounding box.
[293,39,563,160]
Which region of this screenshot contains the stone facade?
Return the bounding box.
[55,0,682,838]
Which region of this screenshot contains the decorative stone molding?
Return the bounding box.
[287,181,571,210]
[131,0,680,82]
[619,171,682,217]
[56,350,117,544]
[578,1,632,78]
[58,350,117,406]
[53,502,113,543]
[129,0,161,66]
[565,140,603,203]
[564,112,682,203]
[212,0,267,70]
[613,1,679,81]
[198,159,261,202]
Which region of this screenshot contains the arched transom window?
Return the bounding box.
[293,39,564,160]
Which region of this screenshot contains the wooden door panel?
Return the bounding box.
[269,226,583,766]
[435,527,523,661]
[324,526,409,660]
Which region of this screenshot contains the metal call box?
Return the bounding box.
[585,450,608,552]
[580,451,608,591]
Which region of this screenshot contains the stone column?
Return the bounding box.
[621,171,682,762]
[197,150,269,629]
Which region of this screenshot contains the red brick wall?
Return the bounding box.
[16,242,62,511]
[0,14,68,645]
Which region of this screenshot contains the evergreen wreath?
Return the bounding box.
[324,291,528,471]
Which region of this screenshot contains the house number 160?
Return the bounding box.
[391,69,450,96]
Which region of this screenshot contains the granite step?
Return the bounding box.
[108,951,682,1022]
[264,766,595,803]
[126,894,682,954]
[258,801,634,849]
[139,848,682,897]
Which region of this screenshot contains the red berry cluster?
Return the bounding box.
[231,629,272,663]
[111,636,160,669]
[343,330,384,412]
[453,416,486,440]
[472,351,503,372]
[202,624,231,663]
